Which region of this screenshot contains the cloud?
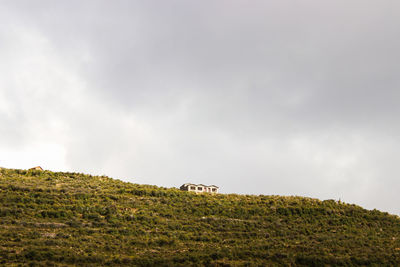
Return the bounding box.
[1,0,400,214]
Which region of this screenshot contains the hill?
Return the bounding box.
[0,168,399,266]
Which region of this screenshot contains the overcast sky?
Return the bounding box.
[1,1,400,214]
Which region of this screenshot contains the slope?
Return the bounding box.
[0,168,399,266]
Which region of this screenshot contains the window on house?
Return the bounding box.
[212,188,217,192]
[190,186,196,190]
[197,187,203,191]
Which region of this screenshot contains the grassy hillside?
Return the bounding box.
[0,168,399,266]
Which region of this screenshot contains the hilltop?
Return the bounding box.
[0,168,399,266]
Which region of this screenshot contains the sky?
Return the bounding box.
[1,1,400,214]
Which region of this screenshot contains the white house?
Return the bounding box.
[180,183,219,193]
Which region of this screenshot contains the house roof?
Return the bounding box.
[182,183,219,188]
[29,166,43,170]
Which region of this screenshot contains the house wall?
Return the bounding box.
[181,184,219,193]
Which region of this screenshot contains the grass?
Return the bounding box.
[0,167,400,266]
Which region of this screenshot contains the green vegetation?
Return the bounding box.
[0,168,399,266]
